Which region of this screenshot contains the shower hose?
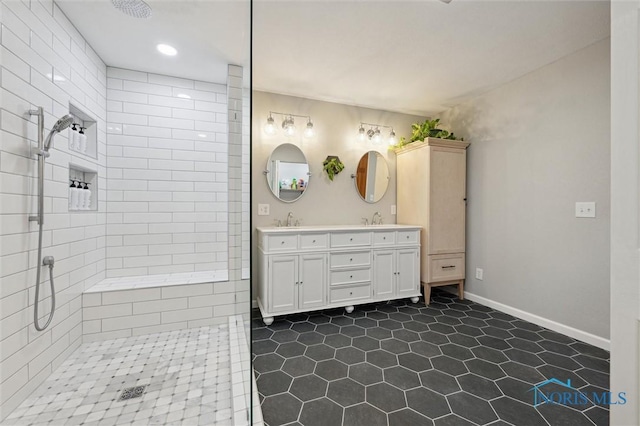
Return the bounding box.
[34,217,55,331]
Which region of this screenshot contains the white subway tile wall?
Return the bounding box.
[105,67,228,278]
[0,0,107,420]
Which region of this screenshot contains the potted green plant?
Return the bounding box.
[393,118,462,149]
[322,156,345,181]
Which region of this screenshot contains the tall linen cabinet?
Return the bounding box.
[395,138,470,304]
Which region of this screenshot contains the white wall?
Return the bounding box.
[0,0,107,419]
[437,39,610,342]
[610,1,639,424]
[105,68,228,278]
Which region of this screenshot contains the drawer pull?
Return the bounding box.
[350,258,353,261]
[350,275,353,278]
[350,292,353,295]
[281,241,285,245]
[383,237,386,240]
[406,235,409,239]
[442,265,456,269]
[313,239,316,243]
[350,238,353,241]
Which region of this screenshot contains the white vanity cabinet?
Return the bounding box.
[257,225,421,325]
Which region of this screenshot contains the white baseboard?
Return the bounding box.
[252,300,258,310]
[463,291,610,351]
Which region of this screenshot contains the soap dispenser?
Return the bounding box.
[70,123,79,151]
[82,183,91,210]
[78,127,87,154]
[70,180,81,210]
[68,180,76,210]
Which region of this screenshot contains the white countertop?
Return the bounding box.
[256,224,422,233]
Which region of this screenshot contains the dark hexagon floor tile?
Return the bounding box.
[504,348,545,367]
[449,302,472,312]
[324,334,351,348]
[410,341,442,357]
[397,306,421,316]
[496,376,536,404]
[574,354,609,373]
[256,370,293,396]
[430,323,456,335]
[381,338,411,355]
[393,329,420,342]
[490,396,546,426]
[253,328,273,340]
[506,337,544,353]
[413,314,437,324]
[441,343,474,361]
[354,317,377,328]
[469,303,493,313]
[447,391,498,424]
[388,408,434,426]
[538,339,578,356]
[570,342,610,360]
[538,329,574,344]
[341,325,366,337]
[378,303,399,313]
[434,414,475,426]
[420,307,443,316]
[465,358,506,380]
[286,313,309,322]
[366,327,393,340]
[537,365,587,388]
[367,311,389,320]
[282,356,316,377]
[254,353,285,374]
[486,318,514,330]
[510,328,543,342]
[384,366,421,390]
[459,316,489,328]
[289,374,328,401]
[276,341,306,358]
[539,351,582,371]
[327,378,365,407]
[297,331,324,346]
[403,321,430,333]
[353,336,380,351]
[315,359,348,381]
[448,333,479,348]
[366,349,398,369]
[252,339,278,355]
[406,387,451,418]
[431,355,468,376]
[581,384,610,406]
[490,311,517,322]
[299,397,343,426]
[441,309,466,318]
[331,316,354,326]
[267,320,294,330]
[435,315,462,326]
[481,326,513,340]
[512,320,544,332]
[305,343,336,361]
[343,403,386,426]
[379,319,403,330]
[349,363,383,385]
[366,382,406,412]
[261,393,302,426]
[576,368,609,389]
[291,321,315,333]
[466,310,491,319]
[420,331,450,345]
[271,329,299,343]
[501,361,545,384]
[315,323,341,335]
[335,347,365,365]
[584,406,610,426]
[308,314,331,324]
[389,312,412,323]
[420,370,460,395]
[532,382,594,410]
[454,324,484,338]
[457,373,502,400]
[538,404,593,426]
[398,353,432,372]
[471,346,509,364]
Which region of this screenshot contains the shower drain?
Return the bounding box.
[118,385,147,401]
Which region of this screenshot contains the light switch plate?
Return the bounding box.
[475,268,483,280]
[258,204,270,216]
[575,202,596,218]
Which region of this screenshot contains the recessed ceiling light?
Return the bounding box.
[198,134,207,138]
[157,44,177,56]
[177,93,191,99]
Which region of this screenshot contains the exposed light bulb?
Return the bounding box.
[282,116,296,137]
[372,128,382,145]
[358,125,366,142]
[264,115,276,135]
[304,120,314,138]
[388,129,397,146]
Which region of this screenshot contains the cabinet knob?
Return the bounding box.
[281,241,285,244]
[383,237,386,240]
[350,238,353,241]
[313,240,316,243]
[406,235,409,239]
[350,292,353,295]
[350,275,353,278]
[350,258,353,261]
[300,281,303,285]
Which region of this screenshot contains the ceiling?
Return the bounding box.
[57,1,609,117]
[253,0,610,116]
[57,0,250,84]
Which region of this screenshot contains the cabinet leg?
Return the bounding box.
[410,297,419,303]
[345,306,354,314]
[263,317,274,326]
[458,280,465,300]
[423,283,432,306]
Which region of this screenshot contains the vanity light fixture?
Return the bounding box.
[264,111,314,138]
[304,119,315,138]
[358,122,396,146]
[282,116,296,136]
[264,114,277,135]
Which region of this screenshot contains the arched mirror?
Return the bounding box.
[265,143,310,203]
[354,151,390,203]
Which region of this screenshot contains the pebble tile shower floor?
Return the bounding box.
[5,326,232,425]
[252,289,610,426]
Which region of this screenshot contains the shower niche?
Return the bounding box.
[68,103,97,159]
[69,164,97,211]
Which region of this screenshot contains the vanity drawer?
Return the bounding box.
[330,268,371,286]
[373,231,396,246]
[330,251,371,268]
[428,253,465,282]
[300,233,328,250]
[331,232,371,248]
[266,234,298,251]
[397,230,419,245]
[330,284,371,304]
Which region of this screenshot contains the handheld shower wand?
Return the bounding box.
[28,109,73,331]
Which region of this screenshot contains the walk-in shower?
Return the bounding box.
[28,107,73,331]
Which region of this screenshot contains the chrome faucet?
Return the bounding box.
[372,212,382,225]
[286,212,294,227]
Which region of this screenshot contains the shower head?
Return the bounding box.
[44,115,74,152]
[111,0,152,19]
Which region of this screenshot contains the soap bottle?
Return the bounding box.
[69,123,79,151]
[70,180,81,210]
[83,183,91,210]
[291,178,297,190]
[68,180,76,210]
[78,127,87,154]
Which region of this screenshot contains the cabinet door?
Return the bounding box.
[373,250,395,299]
[397,248,420,297]
[269,255,298,313]
[299,254,327,310]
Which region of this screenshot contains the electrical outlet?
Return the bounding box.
[391,205,397,215]
[475,268,483,280]
[575,202,596,218]
[258,204,270,216]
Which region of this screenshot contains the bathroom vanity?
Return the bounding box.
[256,225,421,324]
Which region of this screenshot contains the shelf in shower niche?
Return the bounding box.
[69,164,98,212]
[68,103,98,160]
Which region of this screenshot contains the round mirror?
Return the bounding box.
[354,151,390,203]
[265,143,310,203]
